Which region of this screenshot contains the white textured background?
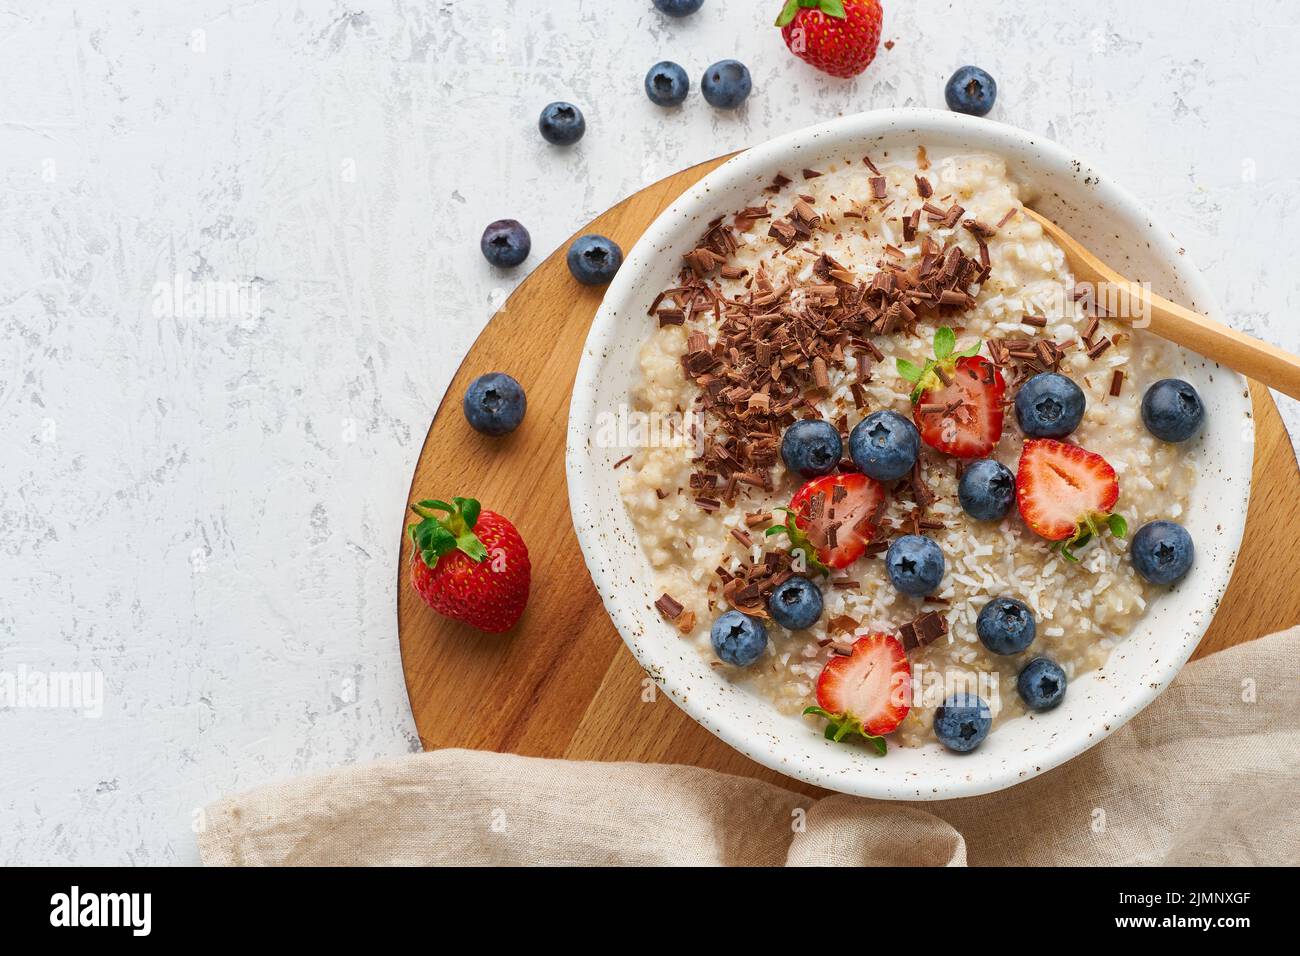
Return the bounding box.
[1,0,1296,864]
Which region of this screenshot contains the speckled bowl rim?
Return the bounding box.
[566,108,1251,800]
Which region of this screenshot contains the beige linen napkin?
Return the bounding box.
[199,627,1299,866]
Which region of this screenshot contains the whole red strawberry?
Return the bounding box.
[776,0,883,79]
[408,496,530,632]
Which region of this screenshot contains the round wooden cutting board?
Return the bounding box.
[397,155,1300,796]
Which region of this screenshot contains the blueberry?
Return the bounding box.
[479,219,531,269]
[701,59,752,110]
[976,596,1036,655]
[1141,378,1205,443]
[767,576,824,631]
[538,101,586,146]
[944,65,997,117]
[463,372,526,436]
[849,409,920,482]
[567,234,624,285]
[644,61,690,107]
[710,610,767,666]
[885,535,945,596]
[1017,657,1068,711]
[958,458,1015,521]
[781,419,842,478]
[933,693,992,752]
[1130,520,1195,585]
[1015,372,1086,438]
[653,0,704,15]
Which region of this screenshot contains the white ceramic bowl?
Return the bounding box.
[566,108,1251,799]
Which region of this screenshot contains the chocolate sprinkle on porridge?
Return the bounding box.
[655,593,684,620]
[898,610,949,651]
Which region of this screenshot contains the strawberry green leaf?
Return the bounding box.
[772,507,830,577]
[908,359,937,403]
[776,0,846,26]
[1065,538,1090,560]
[803,706,888,754]
[896,358,926,383]
[407,497,488,569]
[1060,512,1126,563]
[955,340,984,358]
[412,521,456,557]
[934,325,955,361]
[455,531,489,563]
[1055,541,1081,563]
[774,0,802,26]
[456,496,481,529]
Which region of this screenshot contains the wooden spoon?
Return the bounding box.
[1022,207,1300,400]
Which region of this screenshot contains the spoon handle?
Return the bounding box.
[1023,208,1300,400]
[1138,287,1300,401]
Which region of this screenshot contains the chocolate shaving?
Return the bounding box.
[768,218,798,247]
[812,356,830,389]
[655,593,684,620]
[902,208,920,242]
[898,610,948,651]
[647,198,991,521]
[1109,369,1125,396]
[1087,337,1112,360]
[828,615,859,636]
[911,459,936,509]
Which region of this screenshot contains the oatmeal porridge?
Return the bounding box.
[618,148,1200,751]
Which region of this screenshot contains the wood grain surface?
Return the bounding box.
[396,155,1300,796]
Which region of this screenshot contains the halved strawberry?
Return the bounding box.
[1016,438,1126,560]
[773,472,885,571]
[804,633,911,752]
[898,326,1005,459]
